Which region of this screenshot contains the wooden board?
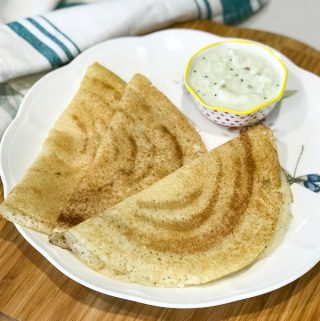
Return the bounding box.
[1,20,320,321]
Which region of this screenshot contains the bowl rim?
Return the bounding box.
[184,40,288,115]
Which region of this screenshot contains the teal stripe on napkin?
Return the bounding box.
[40,16,81,54]
[26,18,74,60]
[220,0,252,24]
[7,22,62,67]
[56,3,84,9]
[202,0,212,20]
[193,0,201,19]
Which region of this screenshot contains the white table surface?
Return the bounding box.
[238,0,320,51]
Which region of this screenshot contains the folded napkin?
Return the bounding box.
[0,0,58,24]
[0,0,267,139]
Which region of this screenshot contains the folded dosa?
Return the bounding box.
[65,125,292,287]
[0,63,126,233]
[50,74,207,247]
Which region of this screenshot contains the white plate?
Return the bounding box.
[1,29,320,309]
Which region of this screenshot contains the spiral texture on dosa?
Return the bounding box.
[65,125,292,287]
[50,74,207,247]
[0,63,126,233]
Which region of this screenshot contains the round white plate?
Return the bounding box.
[1,29,320,309]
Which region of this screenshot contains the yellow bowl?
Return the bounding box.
[185,40,287,127]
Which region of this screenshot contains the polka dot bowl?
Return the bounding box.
[185,40,287,127]
[195,101,275,127]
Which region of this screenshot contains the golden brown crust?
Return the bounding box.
[0,63,126,234]
[66,125,287,287]
[50,74,207,247]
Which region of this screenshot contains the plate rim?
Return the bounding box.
[13,224,320,309]
[1,28,320,308]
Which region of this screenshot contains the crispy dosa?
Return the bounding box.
[65,125,292,288]
[255,168,292,261]
[50,74,207,248]
[0,63,126,233]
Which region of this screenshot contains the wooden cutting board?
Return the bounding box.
[1,20,320,321]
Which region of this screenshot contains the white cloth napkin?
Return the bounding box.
[0,0,58,24]
[0,0,267,139]
[0,0,267,82]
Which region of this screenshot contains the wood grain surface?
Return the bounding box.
[1,20,320,321]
